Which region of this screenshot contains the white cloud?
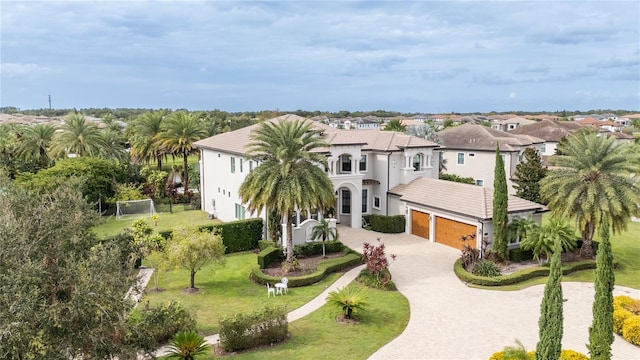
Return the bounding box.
[509,92,517,99]
[575,90,591,96]
[0,63,52,78]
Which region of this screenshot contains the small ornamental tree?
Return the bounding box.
[588,218,615,360]
[361,238,396,288]
[513,147,547,204]
[536,240,563,360]
[166,227,226,290]
[492,143,509,260]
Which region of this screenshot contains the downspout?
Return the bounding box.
[386,153,391,215]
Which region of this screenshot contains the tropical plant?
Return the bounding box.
[520,217,577,263]
[383,119,406,132]
[51,113,106,157]
[166,227,226,289]
[326,285,368,319]
[405,121,441,143]
[15,123,56,169]
[165,331,211,360]
[310,218,337,257]
[471,259,501,277]
[97,128,128,162]
[540,129,640,258]
[157,112,208,190]
[238,119,335,268]
[513,147,547,204]
[493,143,509,260]
[129,111,167,169]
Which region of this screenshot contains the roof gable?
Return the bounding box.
[437,124,542,151]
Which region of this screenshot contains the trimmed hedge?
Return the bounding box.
[613,295,640,346]
[294,240,345,257]
[251,253,362,287]
[489,349,588,360]
[453,258,597,286]
[258,247,284,269]
[126,301,196,352]
[369,214,405,233]
[159,218,263,254]
[258,240,277,251]
[219,305,288,352]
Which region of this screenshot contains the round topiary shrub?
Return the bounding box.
[472,260,502,277]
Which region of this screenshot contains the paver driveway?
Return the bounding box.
[338,226,640,360]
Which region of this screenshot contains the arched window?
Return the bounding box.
[413,154,422,171]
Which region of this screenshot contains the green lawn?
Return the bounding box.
[148,252,409,360]
[93,208,218,238]
[480,219,640,291]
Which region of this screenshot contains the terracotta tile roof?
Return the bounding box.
[194,114,439,155]
[509,119,585,142]
[436,124,543,152]
[389,177,546,220]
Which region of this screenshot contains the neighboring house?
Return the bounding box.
[508,119,585,157]
[437,124,544,193]
[194,114,440,242]
[576,117,622,132]
[389,177,546,250]
[490,116,536,132]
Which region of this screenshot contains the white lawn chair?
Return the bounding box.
[266,283,276,298]
[275,277,288,295]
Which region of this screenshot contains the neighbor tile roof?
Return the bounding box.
[389,177,546,220]
[194,114,439,155]
[436,123,543,152]
[509,119,585,142]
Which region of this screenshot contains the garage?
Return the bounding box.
[411,210,430,239]
[435,216,477,250]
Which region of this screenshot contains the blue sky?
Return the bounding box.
[1,0,639,113]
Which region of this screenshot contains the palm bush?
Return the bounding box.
[520,217,577,263]
[471,260,501,277]
[165,331,211,359]
[326,285,368,319]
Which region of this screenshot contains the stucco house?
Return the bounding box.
[389,177,545,250]
[508,119,585,157]
[437,124,544,194]
[194,115,544,251]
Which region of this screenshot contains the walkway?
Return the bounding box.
[337,226,640,360]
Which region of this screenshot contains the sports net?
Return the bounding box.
[116,199,156,220]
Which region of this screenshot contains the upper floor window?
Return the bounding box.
[239,159,243,173]
[413,154,422,171]
[231,157,236,173]
[340,154,352,173]
[541,144,546,154]
[457,152,465,165]
[359,155,367,172]
[249,160,254,172]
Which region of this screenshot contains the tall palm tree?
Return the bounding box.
[383,119,406,132]
[310,218,338,257]
[16,124,56,169]
[239,119,335,266]
[405,122,441,143]
[97,128,128,162]
[540,129,640,258]
[129,111,167,168]
[157,112,207,189]
[52,113,106,158]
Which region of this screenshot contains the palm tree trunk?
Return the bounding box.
[580,221,595,259]
[182,151,189,191]
[156,154,163,170]
[286,214,294,265]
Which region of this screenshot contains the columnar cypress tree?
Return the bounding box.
[588,217,615,359]
[536,240,563,360]
[492,143,509,259]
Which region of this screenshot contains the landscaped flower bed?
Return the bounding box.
[613,295,640,345]
[488,349,588,360]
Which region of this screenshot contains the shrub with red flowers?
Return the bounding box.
[359,238,397,290]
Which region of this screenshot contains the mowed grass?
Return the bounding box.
[478,219,640,291]
[144,252,345,335]
[93,208,218,238]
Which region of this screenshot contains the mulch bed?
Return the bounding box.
[261,253,345,277]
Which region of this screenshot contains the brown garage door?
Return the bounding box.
[435,216,477,250]
[411,210,430,239]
